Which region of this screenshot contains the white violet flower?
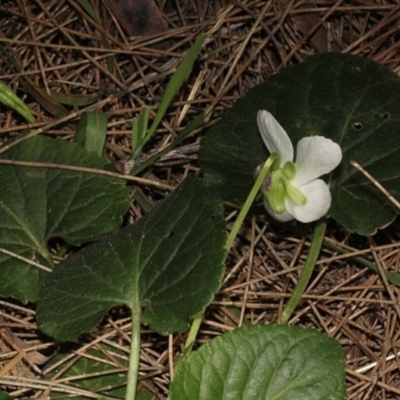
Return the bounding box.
[256,110,342,223]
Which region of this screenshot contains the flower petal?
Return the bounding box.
[293,136,342,187]
[257,110,293,166]
[285,179,331,223]
[263,198,294,222]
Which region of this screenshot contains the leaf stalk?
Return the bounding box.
[125,303,142,400]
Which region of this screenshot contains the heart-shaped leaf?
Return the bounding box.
[199,53,400,235]
[170,325,346,400]
[0,135,129,302]
[37,175,227,341]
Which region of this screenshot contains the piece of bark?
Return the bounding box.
[106,0,169,37]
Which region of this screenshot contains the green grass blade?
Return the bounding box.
[143,34,207,144]
[74,112,108,155]
[0,80,35,123]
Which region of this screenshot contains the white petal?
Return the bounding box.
[285,179,331,223]
[263,198,294,222]
[293,136,342,187]
[257,110,293,166]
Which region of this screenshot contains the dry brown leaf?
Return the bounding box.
[278,0,342,53]
[106,0,169,37]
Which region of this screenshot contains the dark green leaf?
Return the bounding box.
[170,325,346,400]
[37,175,227,341]
[0,135,129,302]
[200,53,400,235]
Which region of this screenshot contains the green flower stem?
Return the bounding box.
[126,302,142,400]
[170,314,203,391]
[279,219,327,325]
[225,155,278,251]
[178,156,277,363]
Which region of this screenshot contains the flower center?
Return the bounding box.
[258,157,307,214]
